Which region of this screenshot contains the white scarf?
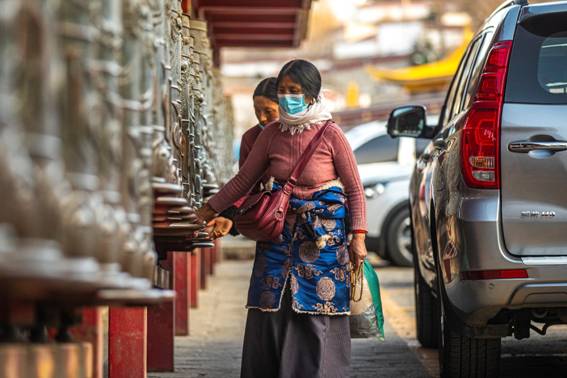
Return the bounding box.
[278,95,332,135]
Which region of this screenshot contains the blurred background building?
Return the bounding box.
[220,0,547,137]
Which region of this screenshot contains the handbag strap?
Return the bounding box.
[287,120,332,185]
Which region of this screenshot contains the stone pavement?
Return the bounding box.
[148,257,567,378]
[149,260,432,378]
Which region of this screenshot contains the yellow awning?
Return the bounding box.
[366,29,473,93]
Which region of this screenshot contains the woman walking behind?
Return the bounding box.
[198,59,368,378]
[206,77,280,238]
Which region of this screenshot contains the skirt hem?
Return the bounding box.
[246,273,350,316]
[245,304,350,316]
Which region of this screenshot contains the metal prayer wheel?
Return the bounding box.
[189,19,220,200]
[150,0,179,185]
[0,0,233,301]
[188,20,209,205]
[0,0,71,278]
[167,1,185,190]
[55,0,106,275]
[91,0,128,271]
[119,0,157,280]
[180,14,196,205]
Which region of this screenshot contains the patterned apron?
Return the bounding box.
[246,183,351,315]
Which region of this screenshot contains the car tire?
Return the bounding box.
[386,207,413,267]
[437,284,501,377]
[414,258,439,348]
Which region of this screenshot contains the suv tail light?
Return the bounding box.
[461,41,512,189]
[461,269,528,280]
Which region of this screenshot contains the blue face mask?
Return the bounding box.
[278,94,309,115]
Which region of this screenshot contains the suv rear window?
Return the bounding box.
[505,14,567,104]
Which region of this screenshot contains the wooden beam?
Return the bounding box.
[200,7,299,17]
[205,13,296,23]
[293,10,308,47]
[212,26,294,35]
[211,21,296,29]
[196,0,313,49]
[213,33,294,41]
[198,0,303,8]
[215,39,293,47]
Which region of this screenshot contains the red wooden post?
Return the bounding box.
[209,243,216,275]
[210,244,216,273]
[214,239,222,264]
[72,308,103,378]
[186,252,192,328]
[206,246,214,276]
[173,252,190,336]
[0,302,35,326]
[181,0,191,13]
[147,253,175,372]
[190,249,200,308]
[200,247,209,290]
[108,307,147,378]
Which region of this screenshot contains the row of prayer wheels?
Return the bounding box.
[0,0,233,323]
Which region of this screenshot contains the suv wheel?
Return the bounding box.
[414,260,439,348]
[386,207,413,266]
[437,290,501,377]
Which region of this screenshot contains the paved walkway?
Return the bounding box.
[149,260,431,378]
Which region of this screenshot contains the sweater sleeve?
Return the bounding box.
[328,124,367,231]
[207,126,272,213]
[239,132,253,168]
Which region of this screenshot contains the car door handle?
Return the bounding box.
[509,140,567,153]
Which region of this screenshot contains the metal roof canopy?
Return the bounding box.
[191,0,313,49]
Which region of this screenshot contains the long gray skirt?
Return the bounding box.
[240,282,351,378]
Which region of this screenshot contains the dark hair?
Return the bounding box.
[253,77,278,103]
[276,59,322,99]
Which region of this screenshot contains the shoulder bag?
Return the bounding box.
[234,121,331,241]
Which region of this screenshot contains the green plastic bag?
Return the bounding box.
[349,260,385,340]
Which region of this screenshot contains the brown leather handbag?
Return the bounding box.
[234,121,331,241]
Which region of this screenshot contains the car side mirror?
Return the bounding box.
[387,105,431,139]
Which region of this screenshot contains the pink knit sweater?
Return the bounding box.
[239,124,263,168]
[208,121,367,231]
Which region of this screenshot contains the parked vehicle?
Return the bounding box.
[387,1,567,376]
[346,122,429,266]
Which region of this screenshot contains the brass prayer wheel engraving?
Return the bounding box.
[0,0,233,302]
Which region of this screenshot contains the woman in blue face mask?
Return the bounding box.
[276,60,327,133]
[198,59,368,378]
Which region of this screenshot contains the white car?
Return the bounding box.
[346,121,430,266]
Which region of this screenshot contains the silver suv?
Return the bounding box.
[387,1,567,377]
